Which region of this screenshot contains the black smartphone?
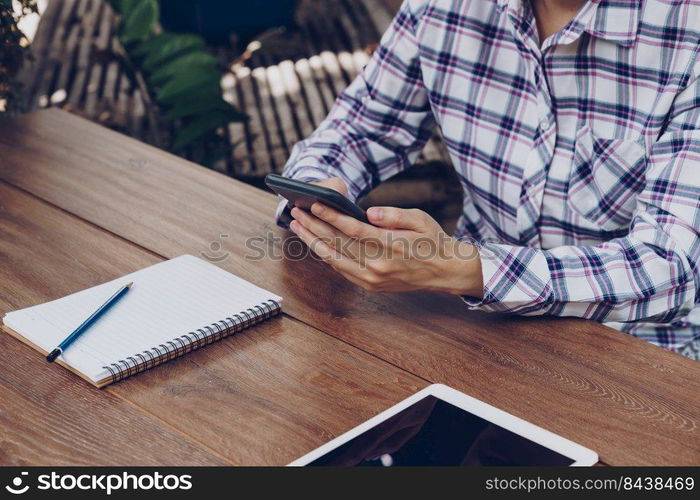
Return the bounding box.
[265,174,369,223]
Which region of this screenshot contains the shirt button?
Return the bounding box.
[540,118,549,130]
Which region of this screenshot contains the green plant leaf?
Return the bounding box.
[159,84,226,113]
[156,69,220,104]
[147,52,217,87]
[172,110,238,151]
[118,0,139,15]
[141,34,205,72]
[121,0,158,44]
[163,96,248,121]
[129,32,177,59]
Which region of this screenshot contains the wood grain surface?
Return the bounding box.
[0,184,224,465]
[0,334,226,466]
[0,180,425,465]
[0,109,698,465]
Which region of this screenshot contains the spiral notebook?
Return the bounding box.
[2,255,282,387]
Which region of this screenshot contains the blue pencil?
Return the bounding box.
[46,282,133,363]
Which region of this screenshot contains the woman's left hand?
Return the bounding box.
[289,203,483,297]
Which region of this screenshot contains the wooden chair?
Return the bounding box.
[19,0,463,229]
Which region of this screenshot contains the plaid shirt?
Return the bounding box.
[279,0,700,356]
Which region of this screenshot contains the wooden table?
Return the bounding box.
[0,109,698,466]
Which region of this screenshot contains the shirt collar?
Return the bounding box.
[496,0,642,47]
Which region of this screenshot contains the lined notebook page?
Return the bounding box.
[3,255,282,383]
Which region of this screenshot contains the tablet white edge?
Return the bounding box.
[288,383,598,466]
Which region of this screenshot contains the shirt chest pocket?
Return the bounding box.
[568,125,647,231]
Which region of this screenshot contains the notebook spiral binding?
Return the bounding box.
[102,299,281,385]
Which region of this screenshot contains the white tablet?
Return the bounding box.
[290,384,598,466]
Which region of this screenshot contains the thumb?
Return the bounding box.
[366,207,433,232]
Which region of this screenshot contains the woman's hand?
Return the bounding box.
[289,178,484,297]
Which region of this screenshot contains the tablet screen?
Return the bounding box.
[307,395,574,466]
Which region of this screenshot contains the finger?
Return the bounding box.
[291,220,380,287]
[290,219,343,261]
[366,206,434,232]
[291,207,361,260]
[290,219,359,272]
[310,202,384,242]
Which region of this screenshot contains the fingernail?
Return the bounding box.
[291,207,300,218]
[289,221,298,233]
[368,207,383,221]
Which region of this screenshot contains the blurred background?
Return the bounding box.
[1,0,461,230]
